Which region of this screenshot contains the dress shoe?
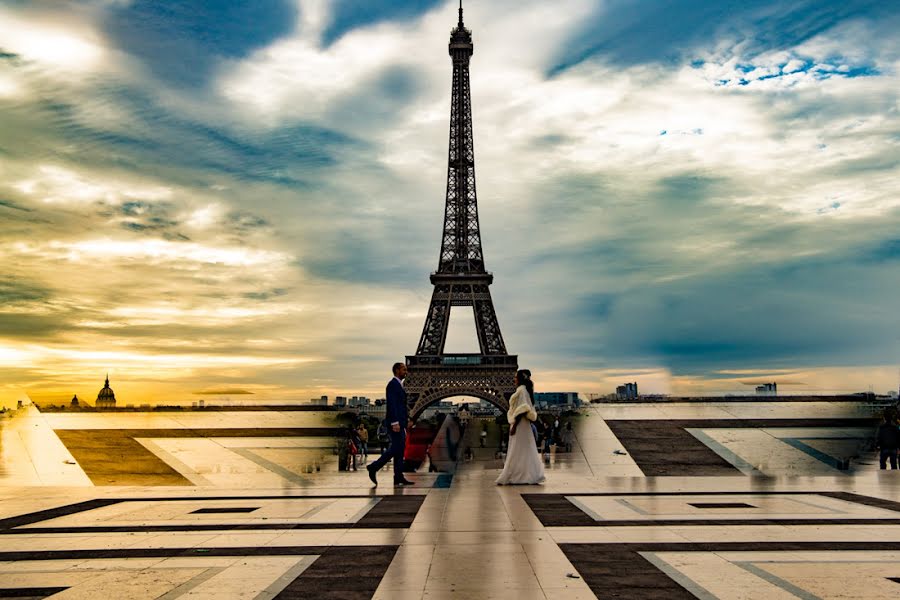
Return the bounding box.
[366,464,378,486]
[394,479,414,486]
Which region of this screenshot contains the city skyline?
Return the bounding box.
[1,0,899,407]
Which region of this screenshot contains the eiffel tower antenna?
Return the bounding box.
[404,4,518,420]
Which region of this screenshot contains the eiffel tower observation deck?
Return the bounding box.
[405,2,518,420]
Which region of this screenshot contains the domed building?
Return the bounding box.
[96,374,117,409]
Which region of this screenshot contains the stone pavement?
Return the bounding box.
[2,400,900,598]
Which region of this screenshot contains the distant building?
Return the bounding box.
[334,396,347,408]
[95,374,117,409]
[755,382,777,396]
[616,383,638,400]
[349,396,371,408]
[534,392,580,409]
[420,400,457,420]
[70,395,80,408]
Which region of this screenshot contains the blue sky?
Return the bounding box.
[0,0,898,404]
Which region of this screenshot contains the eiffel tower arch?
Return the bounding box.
[405,3,517,421]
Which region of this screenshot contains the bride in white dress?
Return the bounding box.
[496,370,546,485]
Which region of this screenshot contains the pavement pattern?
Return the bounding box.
[1,400,899,599]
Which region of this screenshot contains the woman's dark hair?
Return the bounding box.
[516,369,534,402]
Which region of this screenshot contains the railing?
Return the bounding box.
[407,354,518,367]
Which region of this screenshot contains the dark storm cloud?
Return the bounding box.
[0,276,50,304]
[0,199,32,212]
[0,82,363,190]
[322,0,444,46]
[324,65,427,131]
[243,288,288,301]
[227,211,270,233]
[302,225,432,287]
[117,201,183,235]
[103,1,299,88]
[548,0,900,74]
[0,314,62,338]
[607,253,900,370]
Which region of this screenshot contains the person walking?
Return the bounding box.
[357,423,369,457]
[367,362,414,486]
[496,370,545,485]
[347,425,361,471]
[875,408,900,470]
[561,421,574,453]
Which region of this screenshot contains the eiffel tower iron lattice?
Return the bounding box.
[405,3,517,420]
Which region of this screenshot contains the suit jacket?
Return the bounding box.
[385,378,408,428]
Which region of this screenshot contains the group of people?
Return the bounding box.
[340,422,372,472]
[533,416,574,454]
[364,363,551,486]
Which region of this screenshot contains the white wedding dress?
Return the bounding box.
[496,385,546,485]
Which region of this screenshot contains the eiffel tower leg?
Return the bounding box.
[471,285,507,355]
[416,285,452,355]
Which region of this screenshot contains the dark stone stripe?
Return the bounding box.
[40,406,338,412]
[521,494,595,527]
[606,418,877,476]
[821,491,900,513]
[560,541,900,599]
[274,546,400,599]
[0,499,120,530]
[523,491,900,527]
[689,502,755,509]
[0,589,69,599]
[354,495,426,529]
[560,544,696,599]
[190,507,260,514]
[558,518,900,527]
[0,546,398,600]
[2,524,358,534]
[0,547,332,562]
[0,494,425,533]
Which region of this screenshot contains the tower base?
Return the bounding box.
[405,354,518,420]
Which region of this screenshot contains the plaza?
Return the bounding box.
[1,399,898,599]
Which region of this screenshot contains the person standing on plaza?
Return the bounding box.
[561,421,574,453]
[496,370,545,485]
[357,423,369,457]
[875,408,900,470]
[367,362,415,486]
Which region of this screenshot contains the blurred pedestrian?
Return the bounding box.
[875,408,900,470]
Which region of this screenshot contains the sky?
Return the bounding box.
[1,0,899,406]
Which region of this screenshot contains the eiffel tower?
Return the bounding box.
[405,2,517,420]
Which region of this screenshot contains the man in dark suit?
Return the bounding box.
[367,362,414,486]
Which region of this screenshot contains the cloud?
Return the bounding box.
[193,388,255,395]
[102,0,300,88]
[0,0,898,403]
[548,0,900,74]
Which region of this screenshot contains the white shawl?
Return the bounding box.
[507,385,537,425]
